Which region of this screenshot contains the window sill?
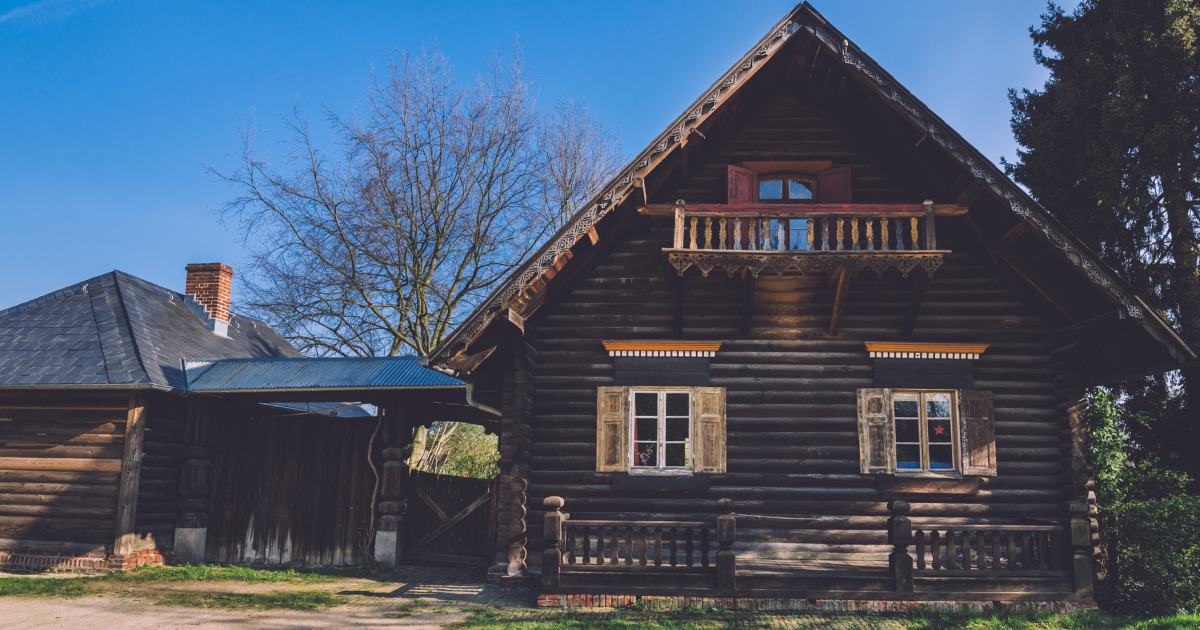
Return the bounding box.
[879,475,979,495]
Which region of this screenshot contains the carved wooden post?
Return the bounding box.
[923,199,936,250]
[1067,500,1094,593]
[674,200,686,249]
[175,397,215,564]
[542,497,565,587]
[888,500,914,592]
[375,402,409,568]
[715,498,736,589]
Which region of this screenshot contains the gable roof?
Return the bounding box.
[428,1,1194,380]
[0,270,302,389]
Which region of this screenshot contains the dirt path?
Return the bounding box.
[0,566,531,630]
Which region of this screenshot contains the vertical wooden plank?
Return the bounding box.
[113,391,146,556]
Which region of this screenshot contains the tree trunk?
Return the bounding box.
[1164,177,1200,411]
[408,425,428,471]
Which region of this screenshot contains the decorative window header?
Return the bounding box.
[864,342,989,361]
[603,341,722,358]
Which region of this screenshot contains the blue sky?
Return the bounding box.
[0,0,1077,308]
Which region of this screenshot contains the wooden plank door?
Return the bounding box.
[403,470,494,566]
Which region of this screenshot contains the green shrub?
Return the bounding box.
[1107,495,1200,616]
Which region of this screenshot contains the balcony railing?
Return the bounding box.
[662,201,954,278]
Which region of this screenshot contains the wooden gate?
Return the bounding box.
[404,470,495,566]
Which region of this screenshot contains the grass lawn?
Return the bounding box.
[0,564,364,610]
[451,608,1200,630]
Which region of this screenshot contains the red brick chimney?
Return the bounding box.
[185,263,234,335]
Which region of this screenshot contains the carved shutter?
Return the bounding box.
[596,387,629,472]
[818,166,853,204]
[727,165,758,204]
[692,387,726,474]
[959,390,997,476]
[857,388,894,474]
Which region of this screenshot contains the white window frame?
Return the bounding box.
[892,389,961,477]
[627,387,693,476]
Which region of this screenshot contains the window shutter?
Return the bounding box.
[692,387,726,474]
[857,388,894,474]
[818,166,853,204]
[959,390,997,476]
[596,387,629,472]
[727,165,758,204]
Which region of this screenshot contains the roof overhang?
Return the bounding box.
[182,356,464,400]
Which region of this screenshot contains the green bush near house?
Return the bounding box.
[1105,496,1200,617]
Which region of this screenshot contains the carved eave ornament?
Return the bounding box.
[864,342,989,361]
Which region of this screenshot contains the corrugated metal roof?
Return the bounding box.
[182,356,463,392]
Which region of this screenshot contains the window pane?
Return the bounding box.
[665,393,689,417]
[635,418,657,442]
[927,393,952,418]
[665,417,688,441]
[928,418,952,443]
[929,444,954,469]
[633,443,658,467]
[895,419,920,443]
[759,179,782,199]
[893,393,919,418]
[634,392,657,417]
[897,444,921,469]
[789,219,807,250]
[665,443,688,467]
[789,180,813,200]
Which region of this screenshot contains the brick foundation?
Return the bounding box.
[535,594,1099,614]
[0,549,172,574]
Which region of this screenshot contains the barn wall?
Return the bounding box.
[133,392,187,552]
[0,392,128,559]
[205,410,377,566]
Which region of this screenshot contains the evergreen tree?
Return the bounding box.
[1005,1,1200,418]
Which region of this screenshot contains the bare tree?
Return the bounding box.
[210,46,622,357]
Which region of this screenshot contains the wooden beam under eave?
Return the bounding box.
[113,390,147,556]
[900,272,930,337]
[672,268,685,339]
[740,269,755,336]
[828,266,851,337]
[994,247,1078,323]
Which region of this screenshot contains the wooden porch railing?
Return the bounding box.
[542,497,736,589]
[887,501,1072,593]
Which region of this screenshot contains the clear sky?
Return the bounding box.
[0,0,1077,309]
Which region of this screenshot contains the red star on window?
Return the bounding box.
[934,425,945,436]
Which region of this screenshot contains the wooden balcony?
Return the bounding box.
[656,201,962,278]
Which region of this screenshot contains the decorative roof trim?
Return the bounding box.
[429,12,804,366]
[604,341,722,358]
[799,5,1191,360]
[865,342,988,360]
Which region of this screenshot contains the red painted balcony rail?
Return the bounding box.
[670,201,951,253]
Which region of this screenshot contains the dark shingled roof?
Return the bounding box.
[0,270,302,388]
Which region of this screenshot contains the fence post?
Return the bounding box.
[888,500,913,592]
[715,498,736,590]
[542,497,565,587]
[1066,500,1093,593]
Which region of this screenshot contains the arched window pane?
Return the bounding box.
[789,180,813,199]
[759,180,782,200]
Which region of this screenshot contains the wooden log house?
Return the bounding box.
[0,264,487,571]
[424,2,1197,604]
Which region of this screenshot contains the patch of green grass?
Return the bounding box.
[0,577,92,598]
[101,563,365,584]
[904,609,1200,630]
[148,590,346,611]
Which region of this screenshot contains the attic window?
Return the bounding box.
[758,173,816,203]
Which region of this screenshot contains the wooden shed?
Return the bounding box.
[420,2,1196,606]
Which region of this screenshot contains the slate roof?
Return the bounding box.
[0,270,302,388]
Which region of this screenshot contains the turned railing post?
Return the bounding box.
[542,497,565,587]
[888,500,914,592]
[175,397,215,564]
[374,402,408,568]
[923,199,936,250]
[674,200,685,249]
[715,498,736,589]
[1067,500,1094,593]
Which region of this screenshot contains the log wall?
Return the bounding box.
[0,393,129,557]
[204,409,378,566]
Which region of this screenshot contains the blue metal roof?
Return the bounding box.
[182,356,463,392]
